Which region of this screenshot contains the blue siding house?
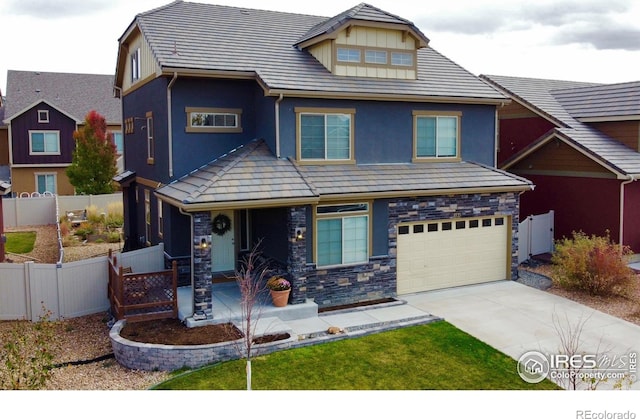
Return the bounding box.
[114,1,532,322]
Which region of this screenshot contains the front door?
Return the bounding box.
[211,210,235,272]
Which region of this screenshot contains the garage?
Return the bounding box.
[397,216,509,294]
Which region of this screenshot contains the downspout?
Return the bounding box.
[619,175,637,251]
[275,94,284,158]
[167,72,178,177]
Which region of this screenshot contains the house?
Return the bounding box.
[113,1,533,321]
[481,75,640,251]
[2,70,122,196]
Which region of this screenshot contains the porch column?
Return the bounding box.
[288,206,308,304]
[192,211,213,321]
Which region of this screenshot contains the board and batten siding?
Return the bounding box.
[122,31,158,93]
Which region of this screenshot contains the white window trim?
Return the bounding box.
[34,172,57,194]
[131,47,141,81]
[29,130,61,155]
[146,112,154,164]
[37,110,49,123]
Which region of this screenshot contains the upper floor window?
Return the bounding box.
[185,107,242,133]
[112,132,123,155]
[146,111,154,164]
[413,111,461,161]
[391,52,413,66]
[337,48,361,63]
[316,203,369,267]
[296,108,355,162]
[131,47,141,81]
[365,50,388,64]
[29,131,60,155]
[37,110,49,123]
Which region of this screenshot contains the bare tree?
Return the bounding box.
[230,240,270,390]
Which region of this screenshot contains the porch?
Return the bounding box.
[177,282,319,327]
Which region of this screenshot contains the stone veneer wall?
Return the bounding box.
[192,211,213,320]
[290,192,520,309]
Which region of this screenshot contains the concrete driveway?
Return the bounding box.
[402,280,640,390]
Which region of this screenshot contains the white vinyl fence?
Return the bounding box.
[518,210,555,264]
[2,193,122,227]
[0,244,165,321]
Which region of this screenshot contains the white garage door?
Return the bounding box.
[397,216,509,294]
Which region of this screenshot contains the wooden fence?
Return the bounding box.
[108,249,178,322]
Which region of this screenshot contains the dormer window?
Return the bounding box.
[337,48,361,63]
[365,50,387,64]
[391,52,413,67]
[131,47,141,81]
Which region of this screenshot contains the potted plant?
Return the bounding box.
[266,276,291,307]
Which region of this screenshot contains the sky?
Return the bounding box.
[1,0,639,96]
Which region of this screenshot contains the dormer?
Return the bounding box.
[295,3,429,80]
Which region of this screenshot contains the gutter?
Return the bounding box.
[619,174,638,249]
[167,72,178,177]
[275,94,284,158]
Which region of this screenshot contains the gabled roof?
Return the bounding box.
[3,70,121,124]
[552,81,640,121]
[156,140,532,210]
[117,1,505,103]
[295,2,429,49]
[481,74,640,178]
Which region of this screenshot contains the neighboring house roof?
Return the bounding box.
[0,106,5,127]
[481,74,640,178]
[121,1,505,103]
[156,140,533,209]
[3,70,121,124]
[552,81,640,121]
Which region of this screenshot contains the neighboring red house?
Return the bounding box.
[482,75,640,251]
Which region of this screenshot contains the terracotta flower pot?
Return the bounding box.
[270,289,290,307]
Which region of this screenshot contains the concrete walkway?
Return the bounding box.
[403,280,640,390]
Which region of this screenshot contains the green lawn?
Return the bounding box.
[152,321,560,390]
[5,231,37,254]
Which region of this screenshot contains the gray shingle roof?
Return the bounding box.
[552,81,640,120]
[156,140,532,208]
[129,1,504,102]
[481,74,640,177]
[4,70,121,124]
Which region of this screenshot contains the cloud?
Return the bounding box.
[416,0,639,51]
[4,0,112,19]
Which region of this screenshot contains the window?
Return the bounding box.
[38,110,49,123]
[29,131,60,155]
[365,50,387,64]
[185,107,242,133]
[112,132,123,154]
[36,174,56,194]
[316,203,369,267]
[391,52,413,66]
[157,199,163,237]
[131,47,141,81]
[146,112,154,164]
[413,112,461,160]
[297,108,354,161]
[337,48,361,63]
[144,189,151,245]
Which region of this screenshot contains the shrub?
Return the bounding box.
[86,205,103,224]
[551,231,636,297]
[74,222,94,240]
[105,202,124,228]
[106,231,122,243]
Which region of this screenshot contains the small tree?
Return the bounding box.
[231,240,270,390]
[66,110,117,195]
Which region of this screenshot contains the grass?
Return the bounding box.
[5,231,37,254]
[152,321,560,390]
